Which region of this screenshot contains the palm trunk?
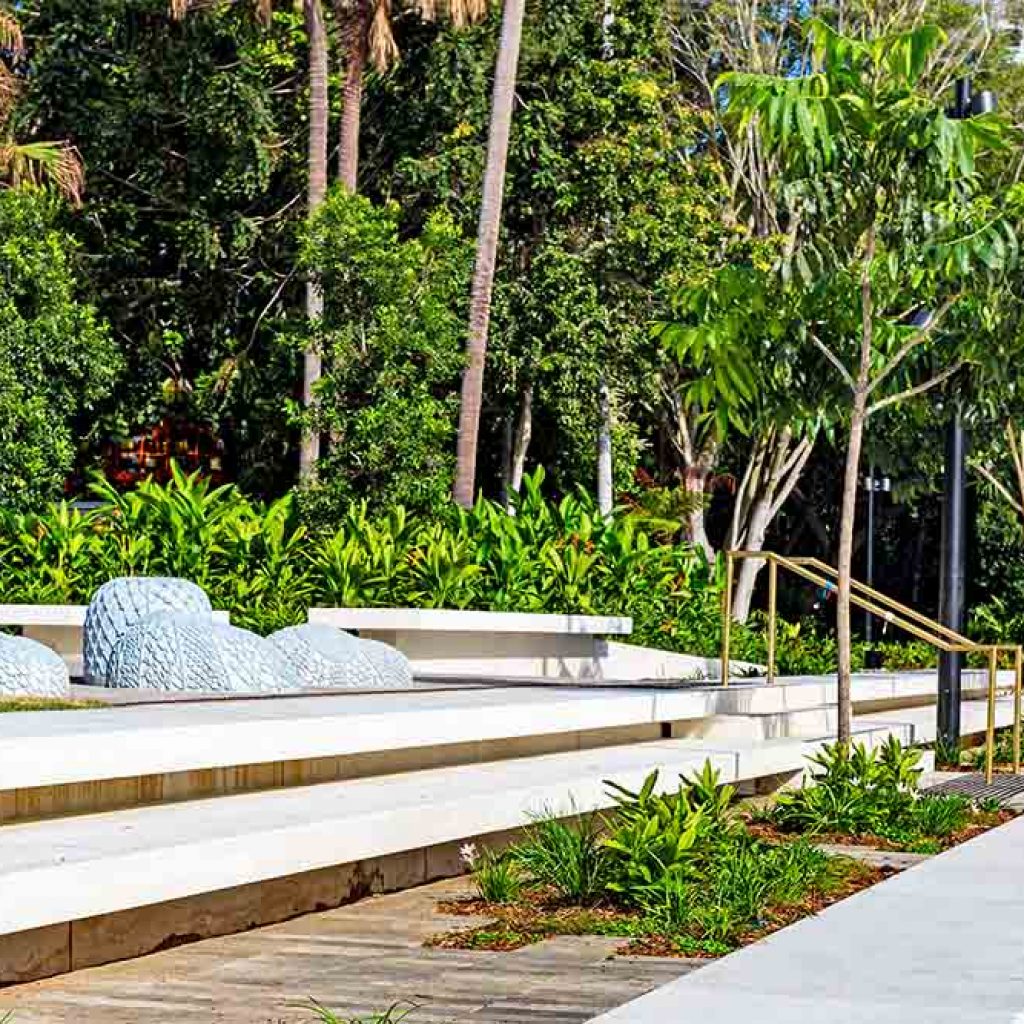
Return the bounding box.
[337,0,368,191]
[452,0,527,508]
[299,0,329,483]
[597,376,613,516]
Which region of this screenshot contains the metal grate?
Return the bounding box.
[923,773,1024,805]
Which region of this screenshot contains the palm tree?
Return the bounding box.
[452,0,525,508]
[333,0,488,191]
[300,0,330,481]
[0,8,83,203]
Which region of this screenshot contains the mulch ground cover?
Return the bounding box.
[426,857,890,960]
[744,810,1013,853]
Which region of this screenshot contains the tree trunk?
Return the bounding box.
[731,496,773,621]
[684,461,716,564]
[452,0,526,508]
[597,376,613,516]
[509,379,533,495]
[837,391,867,745]
[336,0,368,191]
[299,0,329,483]
[729,428,813,621]
[837,223,877,745]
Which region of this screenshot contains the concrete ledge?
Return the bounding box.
[0,605,229,678]
[0,826,522,985]
[307,608,633,635]
[0,740,752,940]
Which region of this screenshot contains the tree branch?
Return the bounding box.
[866,295,959,397]
[809,330,855,390]
[867,360,965,416]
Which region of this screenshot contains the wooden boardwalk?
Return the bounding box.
[1,878,699,1023]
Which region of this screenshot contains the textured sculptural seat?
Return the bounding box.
[107,614,299,693]
[84,577,213,686]
[0,633,71,699]
[269,623,414,689]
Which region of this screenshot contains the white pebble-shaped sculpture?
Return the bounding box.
[106,614,298,693]
[84,577,213,685]
[268,623,414,689]
[0,633,71,698]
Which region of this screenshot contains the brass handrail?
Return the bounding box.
[720,550,1022,785]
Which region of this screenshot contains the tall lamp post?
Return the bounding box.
[937,78,996,752]
[863,465,891,670]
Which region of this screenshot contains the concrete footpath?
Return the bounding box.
[589,815,1024,1023]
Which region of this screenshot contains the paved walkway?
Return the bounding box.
[1,878,698,1024]
[590,815,1024,1023]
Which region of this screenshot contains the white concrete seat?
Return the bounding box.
[305,608,765,681]
[307,607,632,680]
[0,604,229,678]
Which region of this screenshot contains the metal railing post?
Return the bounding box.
[767,557,778,686]
[721,552,734,688]
[1015,646,1022,776]
[986,646,998,786]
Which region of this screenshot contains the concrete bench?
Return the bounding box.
[306,608,765,681]
[0,605,230,678]
[306,607,652,680]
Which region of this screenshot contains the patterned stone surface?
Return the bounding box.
[84,577,213,686]
[268,623,414,689]
[106,614,298,693]
[0,633,71,698]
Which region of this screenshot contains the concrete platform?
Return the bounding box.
[0,739,747,938]
[6,673,1002,793]
[588,815,1024,1024]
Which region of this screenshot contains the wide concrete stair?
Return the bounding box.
[0,675,1008,985]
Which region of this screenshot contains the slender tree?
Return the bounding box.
[721,21,1018,740]
[453,0,526,507]
[300,0,330,481]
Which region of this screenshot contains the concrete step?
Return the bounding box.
[0,710,939,983]
[674,694,1015,743]
[7,671,998,793]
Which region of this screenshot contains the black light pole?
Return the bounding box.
[937,79,996,752]
[864,466,891,670]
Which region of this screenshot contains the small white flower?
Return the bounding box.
[459,842,478,867]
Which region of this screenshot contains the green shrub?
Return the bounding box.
[770,738,933,840]
[463,845,523,904]
[514,813,609,902]
[910,794,972,838]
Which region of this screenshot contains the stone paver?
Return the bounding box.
[589,816,1024,1023]
[0,878,700,1024]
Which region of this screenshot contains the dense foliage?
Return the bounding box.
[5,0,1024,659]
[0,190,119,510]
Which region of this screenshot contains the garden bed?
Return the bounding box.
[428,856,888,958]
[426,740,1016,962]
[744,811,1012,855]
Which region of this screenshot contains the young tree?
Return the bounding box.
[720,21,1019,740]
[452,0,526,508]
